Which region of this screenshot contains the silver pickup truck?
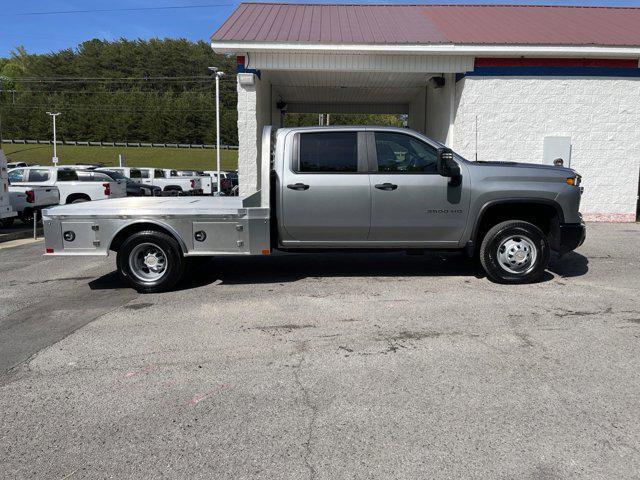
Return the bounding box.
[42,126,585,292]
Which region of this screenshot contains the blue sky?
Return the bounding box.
[3,0,640,57]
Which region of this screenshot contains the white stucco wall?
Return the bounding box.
[453,76,640,221]
[426,74,455,146]
[408,87,426,134]
[236,72,271,196]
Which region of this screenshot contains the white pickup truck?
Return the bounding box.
[8,184,60,225]
[203,170,238,195]
[100,167,204,194]
[173,170,214,195]
[8,166,126,204]
[161,169,210,195]
[1,151,18,227]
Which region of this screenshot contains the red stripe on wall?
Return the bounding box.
[475,58,638,68]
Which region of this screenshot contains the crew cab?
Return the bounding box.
[103,167,204,194]
[42,126,585,292]
[8,166,126,204]
[8,184,60,225]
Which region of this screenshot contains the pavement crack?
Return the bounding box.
[292,341,318,480]
[554,306,612,318]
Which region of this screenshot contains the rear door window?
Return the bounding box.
[129,169,143,179]
[57,170,79,182]
[28,169,51,182]
[8,169,26,183]
[76,171,93,181]
[296,132,359,173]
[154,169,164,178]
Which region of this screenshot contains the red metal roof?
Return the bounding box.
[212,3,640,47]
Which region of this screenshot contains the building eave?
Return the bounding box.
[211,41,640,59]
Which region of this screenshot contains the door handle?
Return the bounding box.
[374,183,398,191]
[287,183,310,191]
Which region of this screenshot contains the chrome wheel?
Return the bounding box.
[497,235,537,275]
[128,242,168,282]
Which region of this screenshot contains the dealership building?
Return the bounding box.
[211,3,640,221]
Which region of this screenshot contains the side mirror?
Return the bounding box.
[436,147,461,180]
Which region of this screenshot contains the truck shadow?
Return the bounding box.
[548,251,589,278]
[187,252,485,287]
[89,250,589,291]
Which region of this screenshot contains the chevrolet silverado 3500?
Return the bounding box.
[42,126,585,292]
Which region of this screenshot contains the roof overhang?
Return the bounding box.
[211,42,640,59]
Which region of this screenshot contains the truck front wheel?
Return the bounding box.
[117,230,186,293]
[480,220,550,284]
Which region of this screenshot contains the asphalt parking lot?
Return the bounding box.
[1,222,639,479]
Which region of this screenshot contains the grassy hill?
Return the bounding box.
[2,144,238,171]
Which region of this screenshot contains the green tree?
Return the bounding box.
[0,39,237,144]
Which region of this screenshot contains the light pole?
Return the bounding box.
[46,112,61,165]
[208,67,225,195]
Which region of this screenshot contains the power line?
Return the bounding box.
[0,105,232,114]
[12,4,237,16]
[1,89,222,95]
[5,76,235,84]
[9,75,215,80]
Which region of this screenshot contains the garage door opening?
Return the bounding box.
[267,70,458,145]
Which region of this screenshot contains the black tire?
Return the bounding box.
[116,230,186,293]
[480,220,550,284]
[0,217,14,228]
[19,209,35,225]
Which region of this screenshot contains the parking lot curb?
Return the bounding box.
[0,227,43,244]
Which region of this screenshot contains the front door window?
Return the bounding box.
[374,132,438,174]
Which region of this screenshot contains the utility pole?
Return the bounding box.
[46,112,61,165]
[208,67,225,195]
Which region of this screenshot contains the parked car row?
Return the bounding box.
[95,167,207,195]
[1,156,240,229]
[8,166,127,204]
